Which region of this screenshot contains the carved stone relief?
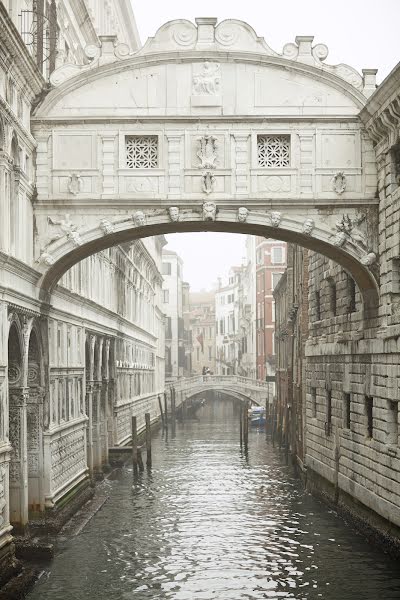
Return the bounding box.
[331,171,347,195]
[302,218,315,235]
[192,62,221,96]
[201,171,216,195]
[46,214,82,248]
[237,207,249,223]
[202,202,217,221]
[68,173,83,195]
[269,211,282,227]
[197,135,218,170]
[132,211,146,227]
[0,466,6,528]
[100,219,115,235]
[167,207,180,222]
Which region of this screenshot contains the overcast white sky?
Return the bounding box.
[132,0,399,291]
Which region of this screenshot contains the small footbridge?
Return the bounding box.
[173,375,272,408]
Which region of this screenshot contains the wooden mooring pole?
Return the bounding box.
[158,395,165,429]
[145,412,152,468]
[164,392,168,427]
[131,416,138,476]
[239,405,243,447]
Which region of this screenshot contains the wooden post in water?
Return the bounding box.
[243,402,249,449]
[137,446,144,471]
[171,387,176,422]
[158,395,165,429]
[164,391,168,427]
[131,416,138,476]
[239,405,243,447]
[145,412,152,468]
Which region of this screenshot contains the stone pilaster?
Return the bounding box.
[298,133,314,196]
[101,135,116,195]
[166,133,183,199]
[233,134,249,196]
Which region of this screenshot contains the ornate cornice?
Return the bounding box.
[0,3,45,97]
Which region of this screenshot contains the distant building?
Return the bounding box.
[274,244,309,462]
[255,238,287,381]
[215,267,243,375]
[162,249,190,381]
[189,291,216,374]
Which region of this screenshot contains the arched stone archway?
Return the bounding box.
[36,215,379,317]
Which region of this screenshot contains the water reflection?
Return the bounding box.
[28,399,400,599]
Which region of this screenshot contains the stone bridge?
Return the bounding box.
[174,375,271,407]
[30,17,379,315]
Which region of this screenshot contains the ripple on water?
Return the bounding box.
[27,401,400,600]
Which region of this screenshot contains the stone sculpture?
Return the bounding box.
[47,214,82,247]
[133,211,146,227]
[331,171,347,195]
[68,173,83,195]
[100,219,115,235]
[197,135,218,170]
[202,201,217,221]
[202,171,216,195]
[302,218,315,235]
[237,207,249,223]
[168,207,180,222]
[192,62,220,95]
[270,211,282,227]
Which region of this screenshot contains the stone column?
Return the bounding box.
[8,388,29,529]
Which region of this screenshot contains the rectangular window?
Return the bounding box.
[257,135,290,167]
[256,248,263,265]
[272,247,284,264]
[387,400,398,445]
[163,289,169,303]
[325,390,332,435]
[162,262,171,275]
[329,280,337,316]
[126,135,158,168]
[271,301,275,323]
[348,277,356,313]
[366,396,373,438]
[343,393,351,429]
[311,387,317,418]
[315,290,321,321]
[391,142,400,188]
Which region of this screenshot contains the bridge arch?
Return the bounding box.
[36,215,379,313]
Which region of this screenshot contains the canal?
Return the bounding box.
[28,399,400,600]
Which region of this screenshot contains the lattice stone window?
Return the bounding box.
[126,135,158,168]
[257,135,290,167]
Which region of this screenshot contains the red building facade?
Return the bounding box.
[255,237,287,381]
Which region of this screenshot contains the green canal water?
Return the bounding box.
[27,399,400,599]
